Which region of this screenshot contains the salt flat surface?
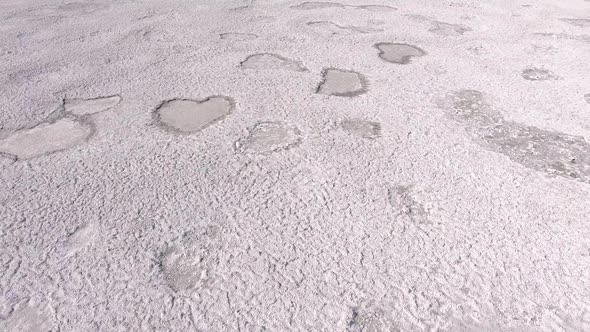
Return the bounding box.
[1,0,590,331]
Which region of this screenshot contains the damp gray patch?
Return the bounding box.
[236,122,301,154]
[307,21,383,35]
[160,227,221,293]
[521,67,559,81]
[474,122,590,183]
[435,89,503,126]
[374,42,427,64]
[56,2,109,13]
[437,89,590,183]
[220,32,258,40]
[0,303,52,332]
[0,118,93,160]
[341,119,381,139]
[560,18,590,27]
[61,223,99,257]
[534,32,590,43]
[584,93,590,104]
[290,1,344,10]
[154,96,233,134]
[429,21,472,36]
[64,95,122,116]
[240,53,308,71]
[388,185,429,224]
[292,2,397,12]
[356,5,397,12]
[346,303,396,332]
[316,68,368,97]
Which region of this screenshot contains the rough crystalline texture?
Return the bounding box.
[155,97,232,133]
[3,0,590,331]
[0,118,92,159]
[374,43,427,64]
[64,95,122,116]
[317,68,367,97]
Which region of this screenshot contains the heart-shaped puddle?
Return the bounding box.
[155,96,233,133]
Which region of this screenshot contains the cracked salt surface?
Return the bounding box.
[2,0,590,331]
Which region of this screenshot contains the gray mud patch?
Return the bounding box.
[346,303,397,332]
[31,2,109,16]
[356,5,397,12]
[429,21,472,36]
[291,2,396,11]
[374,43,426,64]
[341,119,381,139]
[475,123,590,183]
[307,21,383,35]
[0,303,51,332]
[404,14,432,23]
[317,68,368,97]
[61,223,99,257]
[388,185,429,223]
[584,93,590,104]
[438,89,590,183]
[435,89,502,126]
[240,53,308,71]
[236,122,301,154]
[534,32,590,43]
[291,2,345,10]
[521,67,559,81]
[154,96,233,134]
[56,2,109,13]
[560,18,590,27]
[0,118,93,160]
[64,95,122,116]
[220,32,258,41]
[160,227,221,293]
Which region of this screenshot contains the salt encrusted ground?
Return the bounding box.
[1,0,590,331]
